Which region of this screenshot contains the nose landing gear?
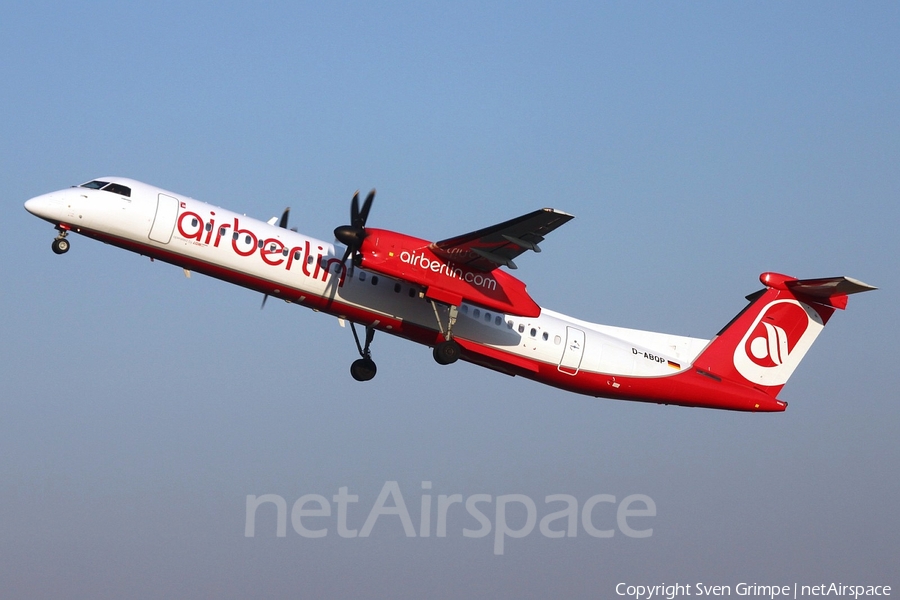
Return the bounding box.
[51,228,70,254]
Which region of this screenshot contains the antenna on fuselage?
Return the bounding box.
[261,207,291,310]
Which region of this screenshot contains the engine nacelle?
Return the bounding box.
[357,229,541,317]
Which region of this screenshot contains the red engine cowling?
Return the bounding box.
[356,229,541,317]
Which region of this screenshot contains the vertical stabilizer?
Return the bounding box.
[693,273,875,397]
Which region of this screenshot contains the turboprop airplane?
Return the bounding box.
[24,177,875,412]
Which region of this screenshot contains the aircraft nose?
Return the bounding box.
[24,196,43,215]
[24,193,58,219]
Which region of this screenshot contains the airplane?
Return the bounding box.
[23,177,875,412]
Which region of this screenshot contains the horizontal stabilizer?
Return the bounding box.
[760,273,876,309]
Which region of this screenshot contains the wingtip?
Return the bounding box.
[542,208,574,218]
[844,276,877,292]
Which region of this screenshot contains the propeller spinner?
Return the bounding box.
[334,189,375,266]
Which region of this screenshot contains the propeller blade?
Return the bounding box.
[340,245,353,266]
[278,207,290,229]
[350,191,361,227]
[261,294,268,309]
[358,189,375,227]
[334,188,375,272]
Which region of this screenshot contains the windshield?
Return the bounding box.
[80,180,109,189]
[79,180,131,197]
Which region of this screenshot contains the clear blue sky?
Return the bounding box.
[1,2,898,598]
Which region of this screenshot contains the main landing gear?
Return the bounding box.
[51,228,70,255]
[433,339,461,365]
[349,322,377,382]
[345,301,463,381]
[430,301,461,366]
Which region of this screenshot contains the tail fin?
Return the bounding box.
[693,272,875,396]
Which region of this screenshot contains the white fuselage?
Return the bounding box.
[24,178,710,394]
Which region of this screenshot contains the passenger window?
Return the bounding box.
[191,218,198,227]
[246,235,253,244]
[205,223,212,232]
[495,316,502,326]
[484,312,491,322]
[232,232,239,241]
[394,283,401,293]
[473,309,480,318]
[518,324,525,333]
[530,328,537,337]
[461,305,468,314]
[507,320,513,329]
[294,251,301,261]
[408,288,416,298]
[371,276,379,285]
[542,332,549,341]
[219,227,227,237]
[307,255,313,264]
[554,335,561,345]
[359,271,366,282]
[282,248,289,256]
[258,240,265,249]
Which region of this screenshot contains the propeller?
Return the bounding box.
[334,189,375,268]
[262,207,291,310]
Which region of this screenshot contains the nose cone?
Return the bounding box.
[24,193,60,220]
[24,196,43,215]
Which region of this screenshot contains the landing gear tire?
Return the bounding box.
[51,238,70,254]
[433,340,461,365]
[350,358,377,382]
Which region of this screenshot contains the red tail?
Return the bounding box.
[693,273,875,397]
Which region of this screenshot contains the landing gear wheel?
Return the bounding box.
[350,358,377,381]
[51,238,70,254]
[433,340,461,365]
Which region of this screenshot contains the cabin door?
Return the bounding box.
[149,194,179,244]
[558,326,586,375]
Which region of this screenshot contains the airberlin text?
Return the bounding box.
[176,212,345,286]
[399,250,498,291]
[244,481,655,555]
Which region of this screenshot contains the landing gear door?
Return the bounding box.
[149,194,179,244]
[558,326,586,375]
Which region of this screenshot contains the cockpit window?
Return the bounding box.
[80,180,109,189]
[103,183,131,197]
[78,180,131,197]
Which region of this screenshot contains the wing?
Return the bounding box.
[430,208,574,271]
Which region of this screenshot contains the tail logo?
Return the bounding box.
[733,299,824,386]
[746,302,808,368]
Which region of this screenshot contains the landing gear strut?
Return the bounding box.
[430,301,461,365]
[349,322,377,381]
[51,228,70,255]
